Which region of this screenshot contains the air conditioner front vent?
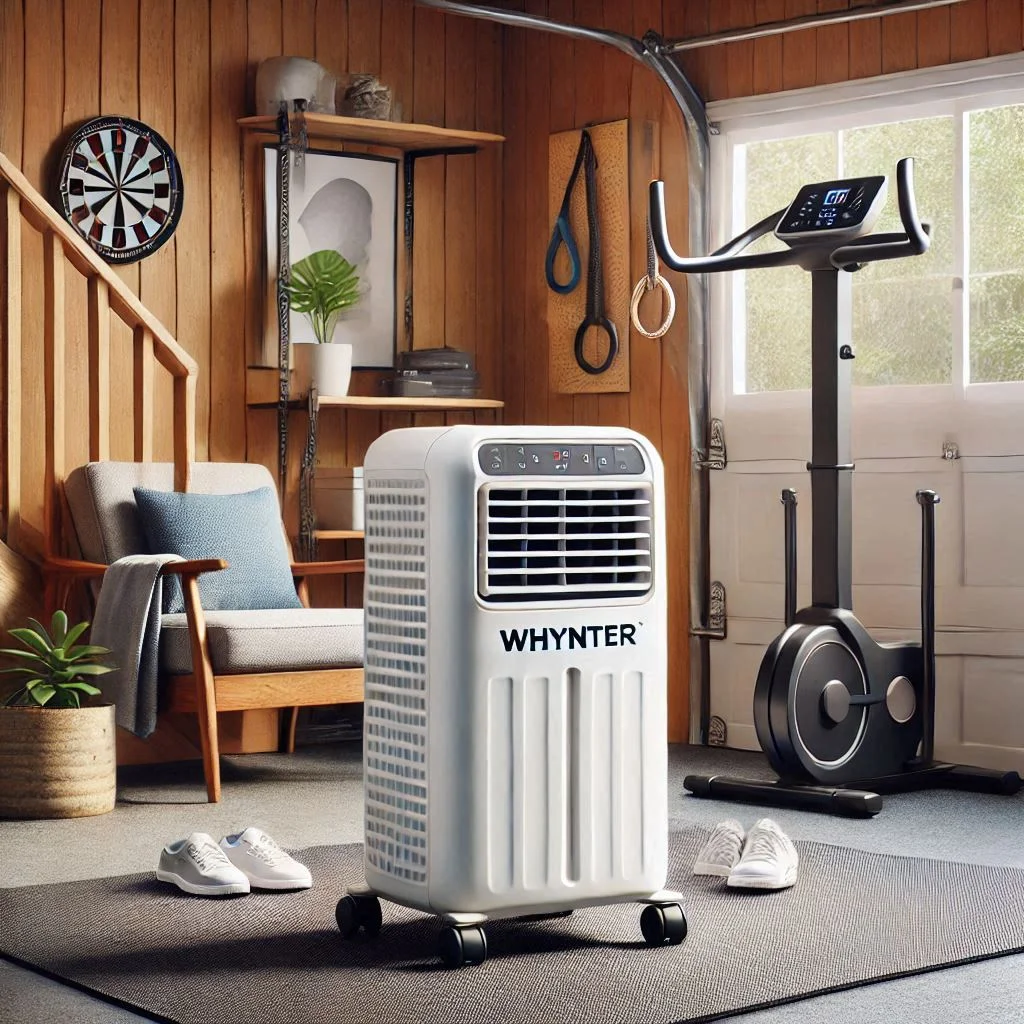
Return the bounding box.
[479,484,653,603]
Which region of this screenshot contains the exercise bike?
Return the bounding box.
[649,158,1022,817]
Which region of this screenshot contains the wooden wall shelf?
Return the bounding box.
[318,395,504,411]
[238,113,504,152]
[315,530,364,541]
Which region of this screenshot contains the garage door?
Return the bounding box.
[704,55,1024,772]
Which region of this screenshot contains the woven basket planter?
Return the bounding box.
[0,704,116,819]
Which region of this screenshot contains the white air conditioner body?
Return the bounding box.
[360,424,671,921]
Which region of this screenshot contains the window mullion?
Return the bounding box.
[954,105,969,396]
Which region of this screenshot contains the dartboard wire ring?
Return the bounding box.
[57,115,184,265]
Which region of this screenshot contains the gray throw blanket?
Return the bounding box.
[91,554,182,738]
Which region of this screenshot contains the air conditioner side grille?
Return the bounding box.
[479,485,654,602]
[363,477,429,886]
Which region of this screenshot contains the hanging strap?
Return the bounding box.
[275,103,292,497]
[630,210,676,340]
[545,132,589,295]
[572,130,618,376]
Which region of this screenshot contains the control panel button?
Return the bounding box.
[480,441,645,475]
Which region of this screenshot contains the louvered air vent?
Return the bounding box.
[479,485,654,602]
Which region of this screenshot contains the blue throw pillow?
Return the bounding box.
[133,486,303,614]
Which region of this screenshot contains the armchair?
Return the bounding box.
[48,461,364,802]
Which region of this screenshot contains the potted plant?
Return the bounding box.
[286,248,361,398]
[0,611,116,819]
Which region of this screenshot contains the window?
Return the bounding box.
[711,55,1024,396]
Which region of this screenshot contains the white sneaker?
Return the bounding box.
[693,819,746,877]
[219,827,312,890]
[727,818,798,890]
[157,832,251,896]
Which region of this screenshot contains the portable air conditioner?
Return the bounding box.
[335,424,685,967]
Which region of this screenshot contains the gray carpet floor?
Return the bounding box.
[2,742,1024,1023]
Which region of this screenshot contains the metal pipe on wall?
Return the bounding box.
[664,0,968,53]
[416,0,714,744]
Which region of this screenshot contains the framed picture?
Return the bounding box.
[264,146,398,369]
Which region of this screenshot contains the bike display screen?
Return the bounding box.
[775,175,886,238]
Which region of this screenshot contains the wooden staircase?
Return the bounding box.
[0,151,197,624]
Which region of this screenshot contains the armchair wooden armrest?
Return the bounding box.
[160,559,229,577]
[43,556,228,579]
[43,556,108,579]
[291,559,365,578]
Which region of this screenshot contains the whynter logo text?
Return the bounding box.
[499,623,638,653]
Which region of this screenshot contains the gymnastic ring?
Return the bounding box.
[630,273,676,339]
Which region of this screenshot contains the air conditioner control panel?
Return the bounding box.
[478,441,646,476]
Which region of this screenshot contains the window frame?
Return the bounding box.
[707,52,1024,416]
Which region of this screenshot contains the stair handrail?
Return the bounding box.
[0,150,198,567]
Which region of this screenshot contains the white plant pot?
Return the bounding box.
[311,343,353,398]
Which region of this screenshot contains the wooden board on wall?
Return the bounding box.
[547,119,630,395]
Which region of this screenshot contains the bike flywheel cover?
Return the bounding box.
[767,625,869,781]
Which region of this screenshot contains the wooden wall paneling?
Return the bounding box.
[676,0,711,101]
[917,2,951,67]
[20,0,64,535]
[241,2,281,479]
[174,0,211,461]
[501,16,527,425]
[411,6,446,359]
[140,0,178,464]
[753,0,786,94]
[61,0,101,478]
[881,10,919,74]
[816,0,851,86]
[282,0,316,57]
[0,0,24,165]
[569,0,605,428]
[101,0,140,464]
[987,0,1023,55]
[782,0,818,91]
[522,0,550,426]
[444,13,478,369]
[315,0,349,79]
[380,0,413,121]
[707,1,737,101]
[348,0,383,75]
[597,0,633,428]
[247,0,284,111]
[544,0,576,426]
[724,1,757,101]
[209,0,249,464]
[849,5,883,78]
[474,17,503,405]
[657,0,696,743]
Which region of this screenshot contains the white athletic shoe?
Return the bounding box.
[157,832,251,896]
[727,818,799,890]
[693,819,746,877]
[219,827,312,890]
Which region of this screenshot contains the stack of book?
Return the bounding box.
[391,346,480,398]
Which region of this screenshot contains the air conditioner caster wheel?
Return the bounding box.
[640,902,687,947]
[439,924,488,968]
[335,894,382,939]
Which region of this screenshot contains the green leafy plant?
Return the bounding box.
[285,249,361,344]
[0,611,113,709]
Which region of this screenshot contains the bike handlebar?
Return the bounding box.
[649,157,931,275]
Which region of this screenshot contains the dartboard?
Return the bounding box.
[57,116,184,264]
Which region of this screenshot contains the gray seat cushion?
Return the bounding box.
[160,608,364,675]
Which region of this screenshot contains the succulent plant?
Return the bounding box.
[0,611,113,709]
